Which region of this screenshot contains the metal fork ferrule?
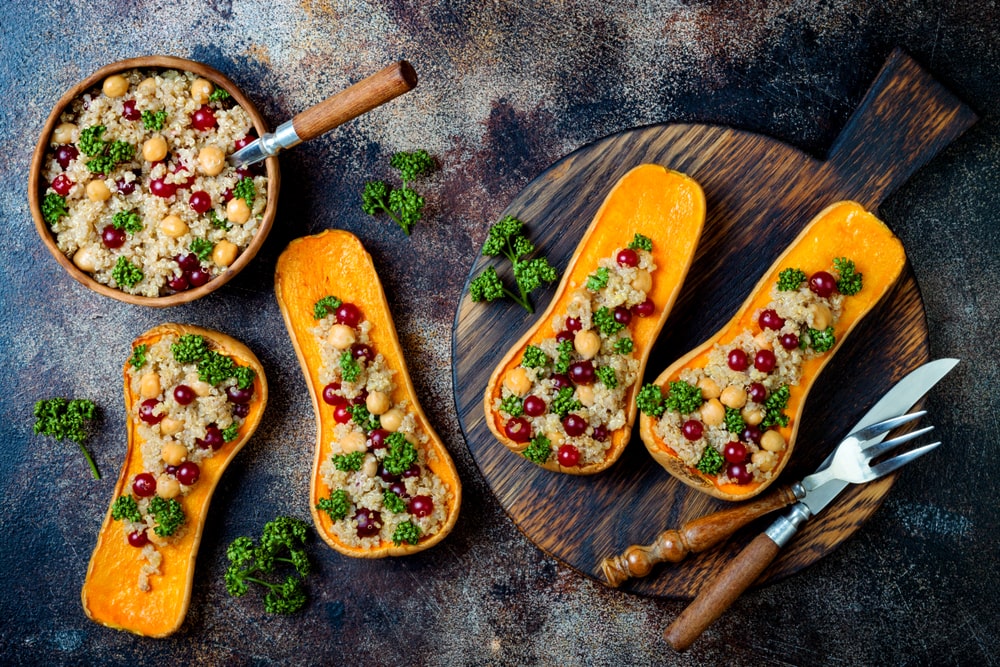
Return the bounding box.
[258,120,301,157]
[765,503,813,547]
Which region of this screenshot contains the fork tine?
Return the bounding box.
[861,425,935,459]
[853,410,927,441]
[867,442,941,479]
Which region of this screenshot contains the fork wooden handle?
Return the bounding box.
[600,484,797,587]
[664,532,781,651]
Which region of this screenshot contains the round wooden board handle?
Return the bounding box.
[601,485,798,586]
[664,532,781,651]
[291,61,417,142]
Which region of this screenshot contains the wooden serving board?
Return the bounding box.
[451,49,976,598]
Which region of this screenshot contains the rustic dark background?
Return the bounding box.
[1,2,998,665]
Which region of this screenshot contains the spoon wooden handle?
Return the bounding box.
[600,485,797,587]
[291,61,417,142]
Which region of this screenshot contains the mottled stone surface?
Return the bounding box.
[1,1,998,665]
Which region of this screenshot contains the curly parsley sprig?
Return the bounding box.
[469,215,558,313]
[362,150,435,235]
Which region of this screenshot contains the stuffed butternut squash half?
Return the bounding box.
[639,201,906,500]
[82,323,267,637]
[275,230,461,557]
[484,164,706,474]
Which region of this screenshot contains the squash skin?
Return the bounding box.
[81,323,268,637]
[639,201,907,500]
[274,230,462,557]
[483,164,706,474]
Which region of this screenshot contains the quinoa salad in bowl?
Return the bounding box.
[30,56,278,305]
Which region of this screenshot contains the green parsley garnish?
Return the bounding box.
[596,366,617,389]
[349,404,380,432]
[313,295,343,319]
[316,489,350,521]
[111,495,142,523]
[628,233,653,251]
[112,210,143,233]
[197,351,238,386]
[333,451,365,472]
[521,345,548,369]
[761,385,791,429]
[234,177,255,208]
[636,383,665,417]
[383,432,418,475]
[209,87,231,103]
[696,446,724,475]
[586,266,610,291]
[208,209,230,230]
[777,268,807,291]
[42,193,69,225]
[33,397,100,479]
[553,339,574,374]
[550,386,582,418]
[141,110,167,131]
[500,395,524,417]
[339,351,362,383]
[663,380,703,414]
[801,326,836,353]
[190,238,214,262]
[833,257,863,296]
[148,496,185,537]
[172,334,210,363]
[613,337,634,354]
[724,407,746,434]
[233,366,256,390]
[382,490,407,514]
[78,125,107,156]
[107,140,135,164]
[85,156,116,174]
[593,307,624,336]
[222,423,240,442]
[111,256,143,288]
[522,435,552,465]
[392,520,421,546]
[128,344,148,369]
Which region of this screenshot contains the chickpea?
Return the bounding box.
[697,377,721,400]
[380,408,405,432]
[160,214,188,238]
[405,432,418,445]
[753,332,773,351]
[362,453,378,477]
[809,303,833,331]
[139,373,161,398]
[575,384,595,407]
[72,246,98,273]
[752,450,778,473]
[545,431,564,448]
[720,385,747,409]
[102,74,130,98]
[700,398,725,427]
[341,431,367,454]
[503,367,532,396]
[631,269,652,293]
[212,240,238,267]
[86,180,111,202]
[326,324,356,350]
[574,329,602,359]
[761,429,787,452]
[52,122,78,144]
[190,78,214,104]
[161,441,187,466]
[366,390,391,415]
[226,198,251,224]
[160,417,184,436]
[190,380,213,396]
[142,135,168,162]
[197,145,226,176]
[156,475,181,499]
[137,77,157,95]
[742,406,764,426]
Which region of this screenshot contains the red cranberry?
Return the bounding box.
[226,385,254,404]
[351,343,374,363]
[197,424,223,450]
[336,303,362,327]
[55,145,79,169]
[592,425,609,441]
[565,317,582,332]
[727,349,749,372]
[754,349,776,373]
[333,404,352,424]
[191,105,217,130]
[758,309,785,331]
[368,429,389,450]
[556,330,574,344]
[741,425,762,445]
[388,481,408,498]
[139,399,163,425]
[164,465,178,476]
[748,382,767,403]
[132,473,156,497]
[235,166,253,180]
[780,333,799,350]
[505,417,532,443]
[569,360,595,385]
[176,461,200,486]
[354,508,382,538]
[221,188,234,202]
[175,253,200,271]
[128,530,149,548]
[550,374,573,390]
[188,268,211,287]
[352,388,369,406]
[809,271,837,297]
[682,420,704,441]
[402,464,421,479]
[724,441,748,463]
[173,385,196,405]
[102,225,126,249]
[613,306,632,326]
[616,248,639,267]
[122,99,140,120]
[189,190,212,213]
[51,174,73,196]
[235,132,256,150]
[557,444,580,467]
[322,382,344,405]
[563,414,587,437]
[117,177,136,195]
[378,465,400,484]
[523,395,546,417]
[149,178,177,198]
[632,298,655,317]
[408,495,434,517]
[167,273,190,291]
[169,163,193,189]
[233,403,250,418]
[727,462,753,484]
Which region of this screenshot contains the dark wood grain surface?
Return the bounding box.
[453,49,976,597]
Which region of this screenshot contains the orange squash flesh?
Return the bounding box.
[484,164,706,474]
[640,201,906,499]
[274,230,461,557]
[81,323,268,637]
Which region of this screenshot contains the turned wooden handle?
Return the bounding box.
[291,61,417,142]
[601,485,797,587]
[664,532,781,651]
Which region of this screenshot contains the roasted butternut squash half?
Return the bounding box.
[484,164,706,474]
[82,323,267,637]
[639,201,906,499]
[275,230,461,557]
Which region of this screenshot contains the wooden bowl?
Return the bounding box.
[28,55,281,307]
